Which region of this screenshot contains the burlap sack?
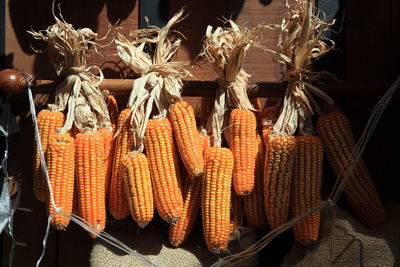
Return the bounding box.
[282,205,400,267]
[90,221,259,267]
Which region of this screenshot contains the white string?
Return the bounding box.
[24,74,157,267]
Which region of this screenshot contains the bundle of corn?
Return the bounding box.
[200,20,273,197]
[277,0,385,229]
[28,12,112,236]
[115,9,193,226]
[261,0,336,237]
[197,20,272,254]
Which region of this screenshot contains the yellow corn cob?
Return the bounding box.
[75,131,106,238]
[169,101,204,177]
[291,135,323,244]
[229,189,243,239]
[264,135,297,229]
[121,152,154,227]
[46,133,75,230]
[98,128,114,202]
[169,172,202,247]
[198,132,211,151]
[107,95,118,132]
[316,111,386,227]
[229,108,258,196]
[243,134,268,229]
[199,97,215,127]
[109,109,132,220]
[145,118,183,224]
[202,147,234,254]
[33,110,65,202]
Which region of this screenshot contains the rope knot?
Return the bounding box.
[61,66,86,76]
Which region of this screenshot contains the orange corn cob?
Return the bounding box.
[229,108,258,196]
[243,135,268,229]
[33,110,65,202]
[199,96,215,127]
[169,172,202,247]
[291,135,323,244]
[46,133,75,230]
[169,101,204,177]
[202,147,234,254]
[121,153,154,227]
[145,118,183,224]
[98,128,114,202]
[169,131,210,247]
[229,189,243,239]
[75,131,106,238]
[109,109,132,220]
[264,135,297,229]
[107,95,118,132]
[316,111,386,227]
[198,132,211,151]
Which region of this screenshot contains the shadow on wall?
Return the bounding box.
[169,0,246,60]
[7,0,136,77]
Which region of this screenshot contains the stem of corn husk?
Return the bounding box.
[115,8,191,153]
[27,7,111,134]
[271,0,335,136]
[199,20,273,147]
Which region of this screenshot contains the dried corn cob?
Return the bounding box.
[75,131,106,238]
[229,189,243,239]
[46,133,75,230]
[198,132,211,151]
[107,95,118,132]
[121,152,154,228]
[229,108,258,196]
[98,128,114,202]
[291,135,323,244]
[169,132,210,246]
[199,97,215,127]
[264,135,297,229]
[145,118,183,224]
[243,135,268,229]
[33,110,65,202]
[109,109,132,220]
[169,172,202,247]
[169,101,204,177]
[202,147,234,254]
[316,111,386,227]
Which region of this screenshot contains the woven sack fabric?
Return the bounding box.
[282,205,400,267]
[90,221,259,267]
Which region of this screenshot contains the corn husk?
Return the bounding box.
[115,9,191,153]
[27,9,110,134]
[271,0,335,136]
[199,21,273,147]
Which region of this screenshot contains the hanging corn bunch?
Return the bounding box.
[115,9,193,225]
[200,20,273,197]
[198,20,272,254]
[28,12,112,236]
[262,0,337,235]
